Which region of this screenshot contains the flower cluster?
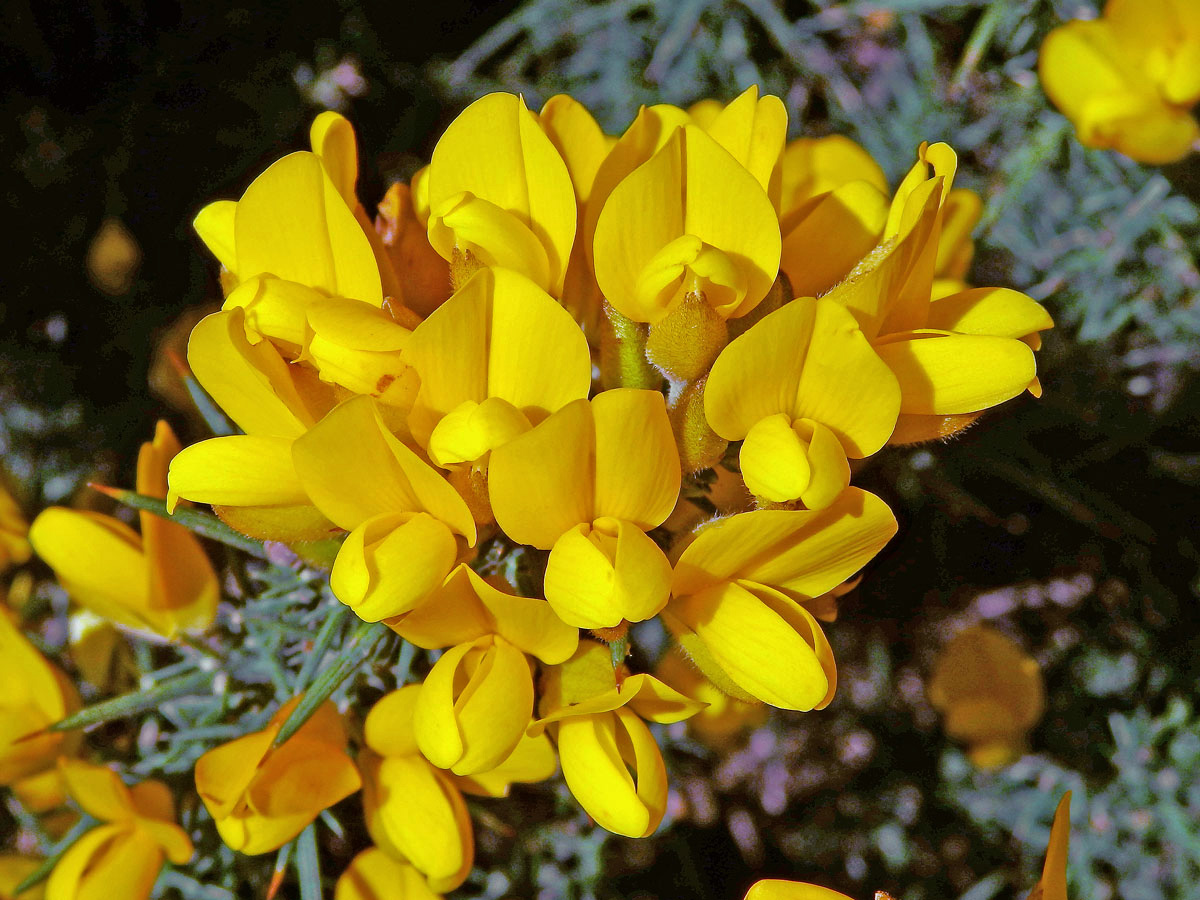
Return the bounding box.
[1041,0,1200,164]
[13,88,1053,897]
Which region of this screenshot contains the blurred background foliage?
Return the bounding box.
[2,1,1199,898]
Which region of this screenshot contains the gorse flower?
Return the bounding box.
[14,84,1054,893]
[1041,0,1200,164]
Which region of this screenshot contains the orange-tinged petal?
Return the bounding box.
[167,434,309,512]
[874,330,1037,415]
[330,513,461,622]
[292,395,475,540]
[234,151,381,304]
[1033,792,1072,900]
[194,727,276,819]
[428,93,576,295]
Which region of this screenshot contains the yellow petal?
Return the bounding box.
[247,737,361,820]
[557,708,667,838]
[926,287,1054,338]
[705,297,900,457]
[739,415,851,510]
[404,267,591,450]
[187,309,314,437]
[452,731,558,797]
[539,94,610,205]
[779,134,889,215]
[219,275,319,352]
[488,398,595,548]
[330,513,461,622]
[664,581,830,710]
[335,848,441,900]
[415,638,534,775]
[544,518,671,629]
[592,389,680,526]
[583,103,692,273]
[874,331,1037,415]
[779,181,888,299]
[704,86,788,209]
[363,686,422,758]
[362,754,473,892]
[672,488,897,598]
[193,200,238,273]
[744,880,856,900]
[46,824,162,900]
[167,435,308,511]
[194,728,275,819]
[292,395,475,540]
[428,93,576,295]
[594,125,781,322]
[427,398,532,468]
[29,509,152,632]
[427,192,551,288]
[309,111,359,209]
[303,296,416,403]
[235,151,381,303]
[58,760,135,823]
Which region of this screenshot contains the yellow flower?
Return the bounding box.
[825,142,1053,445]
[777,135,889,301]
[194,146,383,348]
[425,93,577,295]
[663,488,896,711]
[933,187,982,298]
[488,390,680,629]
[744,882,854,900]
[593,121,781,324]
[194,699,361,855]
[0,480,31,572]
[335,847,441,900]
[31,422,218,639]
[530,640,704,837]
[0,855,45,900]
[0,611,78,786]
[704,296,901,507]
[291,396,477,621]
[402,267,591,468]
[1041,0,1200,164]
[389,564,577,775]
[655,647,766,750]
[928,625,1045,768]
[360,687,474,892]
[47,760,193,900]
[166,308,337,543]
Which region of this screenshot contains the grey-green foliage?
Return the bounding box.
[944,697,1200,900]
[433,0,1200,354]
